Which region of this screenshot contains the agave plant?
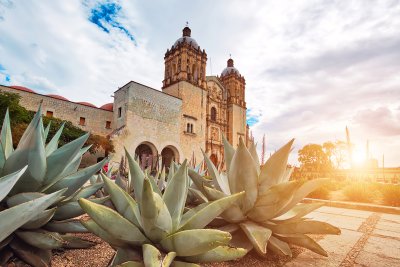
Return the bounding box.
[189,136,341,257]
[79,150,248,266]
[0,106,109,266]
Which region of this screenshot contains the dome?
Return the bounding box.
[221,58,240,77]
[10,85,35,93]
[221,66,240,76]
[46,94,69,101]
[77,102,97,108]
[172,26,199,50]
[100,103,113,111]
[173,36,199,49]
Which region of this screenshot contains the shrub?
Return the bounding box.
[307,186,330,199]
[343,182,376,203]
[379,184,400,207]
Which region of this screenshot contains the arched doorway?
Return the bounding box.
[210,154,218,168]
[161,146,179,170]
[135,142,157,171]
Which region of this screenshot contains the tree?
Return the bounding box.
[0,92,114,154]
[298,144,332,172]
[323,141,348,169]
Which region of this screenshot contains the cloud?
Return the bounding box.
[354,107,400,136]
[1,0,400,166]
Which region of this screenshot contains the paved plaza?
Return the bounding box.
[285,206,400,267]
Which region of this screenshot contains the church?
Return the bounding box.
[0,26,249,170]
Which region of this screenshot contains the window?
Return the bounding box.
[118,107,122,118]
[210,107,217,121]
[46,111,53,117]
[106,121,111,129]
[186,123,194,133]
[79,117,86,126]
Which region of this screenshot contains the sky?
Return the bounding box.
[0,0,400,167]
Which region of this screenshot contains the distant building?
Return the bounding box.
[0,26,250,169]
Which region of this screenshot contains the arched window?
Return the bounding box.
[211,107,217,121]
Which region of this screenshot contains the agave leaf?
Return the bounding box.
[110,247,142,267]
[248,142,260,175]
[143,244,162,267]
[45,219,88,233]
[202,150,231,195]
[81,219,127,248]
[267,235,292,257]
[44,158,108,197]
[248,181,302,222]
[228,137,258,213]
[162,251,177,267]
[163,160,188,230]
[17,105,42,148]
[275,178,330,217]
[179,202,210,227]
[141,178,172,242]
[280,166,294,183]
[266,220,341,235]
[43,121,51,143]
[9,237,52,267]
[277,234,328,256]
[58,145,91,178]
[1,109,13,159]
[184,245,247,263]
[79,198,148,246]
[187,169,208,195]
[0,189,65,242]
[21,207,57,230]
[187,187,208,203]
[125,148,145,203]
[160,229,231,257]
[157,167,166,192]
[61,234,96,249]
[45,122,65,156]
[259,139,294,193]
[203,185,227,200]
[16,230,64,250]
[272,203,324,223]
[147,174,162,196]
[53,196,109,221]
[239,221,272,254]
[230,229,254,251]
[7,192,46,207]
[222,135,235,173]
[0,167,27,202]
[102,173,141,227]
[179,192,244,231]
[4,113,47,193]
[71,182,103,201]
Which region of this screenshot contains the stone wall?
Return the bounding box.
[163,80,207,164]
[0,85,113,136]
[228,103,247,147]
[111,81,183,165]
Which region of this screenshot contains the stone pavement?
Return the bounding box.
[285,206,400,267]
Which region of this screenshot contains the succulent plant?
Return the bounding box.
[190,136,341,257]
[0,106,108,267]
[79,149,248,266]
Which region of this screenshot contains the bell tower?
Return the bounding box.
[220,58,246,108]
[220,57,247,147]
[162,26,207,90]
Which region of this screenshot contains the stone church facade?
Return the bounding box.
[0,26,249,170]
